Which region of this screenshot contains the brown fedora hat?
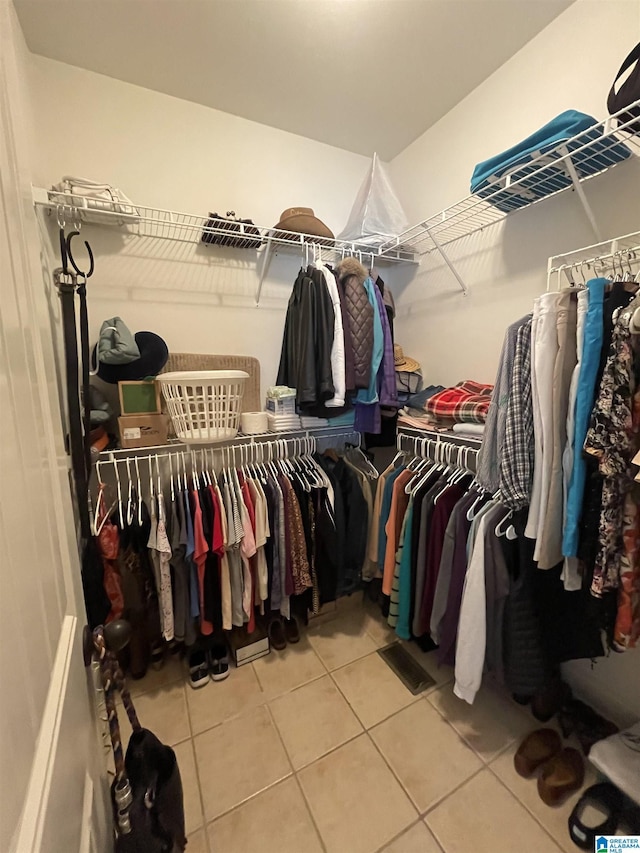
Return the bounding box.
[273,207,334,241]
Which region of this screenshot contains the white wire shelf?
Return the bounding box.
[31,187,416,265]
[379,101,640,262]
[96,424,361,461]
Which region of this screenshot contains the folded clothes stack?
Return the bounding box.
[300,416,330,428]
[267,413,302,432]
[398,380,493,432]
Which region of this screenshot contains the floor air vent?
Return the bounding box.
[377,642,437,695]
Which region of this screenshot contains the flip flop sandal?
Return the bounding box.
[188,649,210,689]
[209,645,230,682]
[538,747,585,806]
[514,728,562,778]
[568,783,623,849]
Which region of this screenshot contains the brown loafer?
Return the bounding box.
[514,728,562,778]
[537,747,585,806]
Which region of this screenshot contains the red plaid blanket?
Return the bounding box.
[424,380,493,424]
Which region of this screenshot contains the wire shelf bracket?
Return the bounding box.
[378,101,640,293]
[31,187,418,307]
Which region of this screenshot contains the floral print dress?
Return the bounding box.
[584,300,640,649]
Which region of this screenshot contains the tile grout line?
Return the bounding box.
[485,761,569,852]
[264,702,328,853]
[181,680,208,841]
[290,773,328,853]
[362,728,421,824]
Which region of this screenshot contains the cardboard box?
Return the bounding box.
[118,413,169,449]
[227,626,270,666]
[265,396,296,415]
[118,380,161,415]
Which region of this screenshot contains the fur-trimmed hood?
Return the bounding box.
[335,257,367,286]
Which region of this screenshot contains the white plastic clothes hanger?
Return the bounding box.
[168,452,175,504]
[135,456,143,525]
[126,457,135,525]
[113,453,125,529]
[495,508,517,540]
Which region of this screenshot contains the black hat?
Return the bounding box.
[92,331,169,384]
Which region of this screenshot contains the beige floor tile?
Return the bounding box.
[426,770,563,853]
[186,662,264,735]
[173,740,203,835]
[381,821,442,853]
[187,828,209,853]
[208,777,323,853]
[362,602,398,648]
[270,675,363,769]
[336,593,365,613]
[399,641,454,692]
[308,611,378,670]
[119,682,190,747]
[371,700,483,812]
[490,742,598,853]
[127,654,184,697]
[252,636,326,698]
[332,652,417,728]
[195,704,291,821]
[428,682,533,761]
[298,734,417,853]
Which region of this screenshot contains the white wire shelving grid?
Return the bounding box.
[378,101,640,292]
[31,187,417,263]
[546,229,640,291]
[32,187,417,304]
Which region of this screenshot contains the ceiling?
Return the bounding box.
[14,0,573,159]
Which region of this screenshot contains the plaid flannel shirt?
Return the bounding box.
[424,380,493,424]
[500,320,534,509]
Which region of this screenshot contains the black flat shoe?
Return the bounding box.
[269,619,287,651]
[568,783,623,849]
[284,617,300,644]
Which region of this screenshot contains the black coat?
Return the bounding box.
[277,267,335,409]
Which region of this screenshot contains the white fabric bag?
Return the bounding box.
[50,176,140,223]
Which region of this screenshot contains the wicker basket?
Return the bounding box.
[157,370,248,443]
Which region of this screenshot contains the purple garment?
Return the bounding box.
[354,400,381,433]
[373,285,398,408]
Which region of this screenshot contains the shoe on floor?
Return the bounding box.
[531,678,572,723]
[209,644,230,681]
[558,699,619,755]
[284,617,300,644]
[514,728,562,778]
[188,649,209,689]
[538,747,585,806]
[568,782,623,849]
[268,619,287,651]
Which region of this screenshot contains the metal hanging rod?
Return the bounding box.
[98,426,362,462]
[397,429,480,472]
[547,230,640,290]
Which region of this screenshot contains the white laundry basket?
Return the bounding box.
[157,370,249,443]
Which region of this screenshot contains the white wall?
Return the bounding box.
[27,56,376,405]
[390,0,640,385]
[1,3,110,848]
[390,0,640,723]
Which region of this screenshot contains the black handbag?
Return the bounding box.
[93,628,186,852]
[201,210,262,249]
[608,42,640,132]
